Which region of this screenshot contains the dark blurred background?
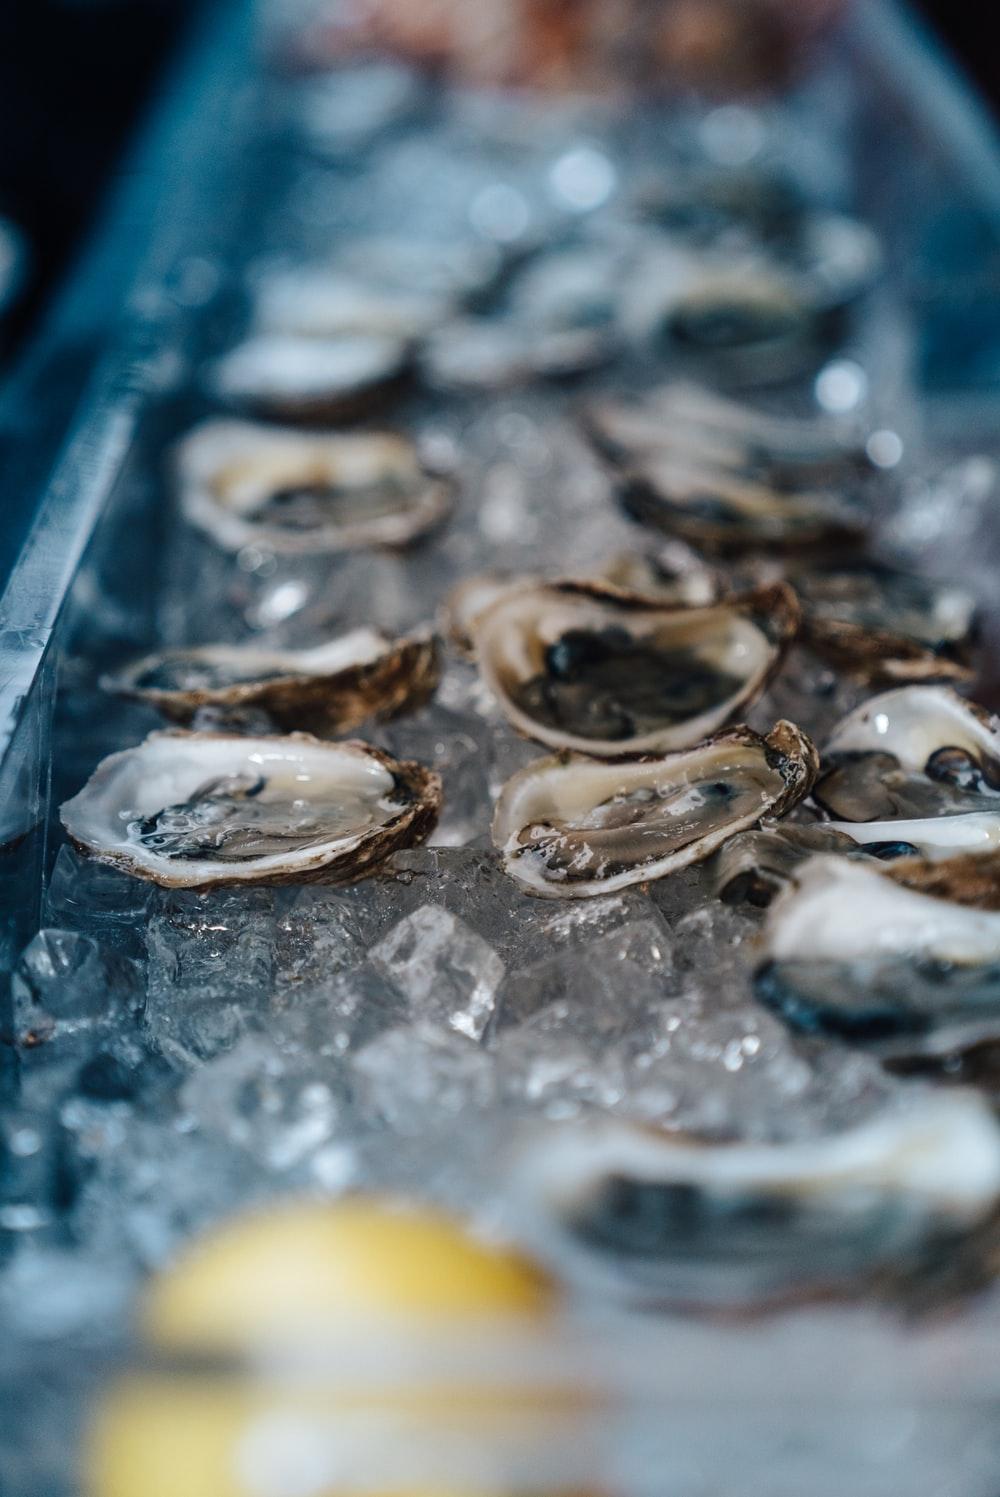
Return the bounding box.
[0,0,993,357]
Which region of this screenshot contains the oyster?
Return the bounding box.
[795,561,977,685]
[617,449,866,555]
[178,421,455,556]
[755,855,1000,1057]
[209,332,409,421]
[584,380,871,489]
[470,580,799,757]
[508,1099,1000,1305]
[599,541,720,608]
[713,821,861,908]
[814,686,1000,861]
[103,627,439,735]
[422,318,612,391]
[253,268,452,341]
[622,247,837,388]
[60,732,440,890]
[493,721,817,898]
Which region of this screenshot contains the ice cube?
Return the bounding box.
[353,1022,496,1132]
[273,887,369,1007]
[375,704,493,847]
[144,889,276,1064]
[497,917,674,1029]
[43,844,153,958]
[495,1001,628,1114]
[180,1036,346,1172]
[370,903,505,1040]
[10,929,144,1049]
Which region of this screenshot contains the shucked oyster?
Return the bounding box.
[103,627,439,736]
[508,1100,1000,1306]
[493,721,817,898]
[178,421,455,556]
[584,380,872,490]
[755,856,1000,1058]
[617,450,866,556]
[209,332,409,422]
[795,560,977,685]
[814,686,1000,862]
[713,821,861,908]
[470,580,799,757]
[60,732,440,889]
[622,247,841,388]
[252,268,452,342]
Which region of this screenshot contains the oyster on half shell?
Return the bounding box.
[814,686,1000,862]
[103,627,439,736]
[755,855,1000,1058]
[178,421,455,557]
[60,732,440,889]
[209,332,409,422]
[795,560,977,686]
[507,1099,1000,1306]
[584,380,872,490]
[713,821,861,907]
[493,721,817,898]
[470,579,800,757]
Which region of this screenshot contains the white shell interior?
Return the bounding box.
[825,686,1000,769]
[493,733,793,897]
[211,332,405,404]
[125,627,394,691]
[825,812,1000,858]
[61,733,406,884]
[178,421,443,555]
[474,586,777,755]
[512,1097,1000,1224]
[764,856,1000,966]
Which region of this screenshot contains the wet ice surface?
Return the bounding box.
[5,50,1000,1497]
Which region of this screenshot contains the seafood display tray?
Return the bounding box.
[5,3,1000,1496]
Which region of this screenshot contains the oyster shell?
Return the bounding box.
[442,545,719,658]
[713,821,861,907]
[60,732,440,889]
[814,686,1000,861]
[622,247,837,387]
[422,318,613,391]
[470,579,800,757]
[508,1099,1000,1305]
[178,421,455,556]
[795,561,976,685]
[253,268,453,341]
[209,332,409,421]
[493,721,817,898]
[584,380,871,489]
[617,450,866,555]
[755,856,1000,1057]
[103,627,439,735]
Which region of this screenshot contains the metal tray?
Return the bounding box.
[4,4,1000,1494]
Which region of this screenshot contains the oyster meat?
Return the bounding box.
[209,332,409,421]
[178,421,455,556]
[60,732,440,889]
[755,855,1000,1057]
[493,721,817,898]
[814,686,1000,861]
[104,627,439,735]
[508,1098,1000,1305]
[470,579,800,756]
